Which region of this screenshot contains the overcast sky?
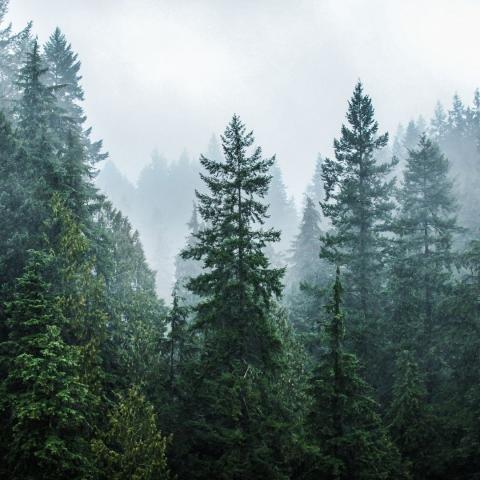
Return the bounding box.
[8,0,480,202]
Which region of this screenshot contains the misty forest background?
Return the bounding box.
[1,1,480,479]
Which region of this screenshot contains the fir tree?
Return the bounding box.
[92,386,170,480]
[388,350,433,479]
[0,250,93,479]
[305,267,405,480]
[390,135,458,390]
[321,81,397,366]
[174,202,202,309]
[178,114,292,479]
[286,196,331,341]
[0,0,32,114]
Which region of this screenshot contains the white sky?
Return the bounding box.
[8,0,480,202]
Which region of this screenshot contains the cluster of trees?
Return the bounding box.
[98,135,298,298]
[1,2,480,479]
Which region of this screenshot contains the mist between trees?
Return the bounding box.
[1,1,480,479]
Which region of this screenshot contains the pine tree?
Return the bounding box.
[305,155,327,225]
[178,114,292,479]
[305,268,405,480]
[266,162,298,252]
[388,350,432,479]
[92,386,170,480]
[286,196,331,340]
[174,202,202,308]
[429,102,448,141]
[390,135,458,391]
[320,81,397,366]
[43,27,107,167]
[0,0,32,114]
[0,249,93,479]
[43,27,84,124]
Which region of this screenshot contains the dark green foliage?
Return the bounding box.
[320,81,397,379]
[388,350,433,479]
[389,135,458,392]
[305,268,405,480]
[92,386,170,480]
[177,115,296,479]
[1,249,93,480]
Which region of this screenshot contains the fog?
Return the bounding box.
[9,0,480,201]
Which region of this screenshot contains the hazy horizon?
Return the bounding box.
[8,0,480,202]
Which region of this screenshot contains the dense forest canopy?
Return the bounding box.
[1,1,480,479]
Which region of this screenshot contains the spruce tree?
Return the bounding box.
[305,267,405,480]
[0,249,93,479]
[390,135,458,391]
[174,202,202,309]
[286,196,331,341]
[388,350,433,479]
[321,81,397,366]
[92,386,170,480]
[0,0,32,114]
[266,162,298,252]
[178,114,292,479]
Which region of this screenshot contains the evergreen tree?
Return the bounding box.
[43,27,84,124]
[178,115,292,479]
[43,27,107,167]
[388,350,433,479]
[0,0,32,114]
[305,267,405,480]
[321,81,397,367]
[390,135,458,391]
[174,202,203,308]
[266,162,298,252]
[0,249,93,479]
[305,155,327,226]
[286,196,331,340]
[92,386,170,480]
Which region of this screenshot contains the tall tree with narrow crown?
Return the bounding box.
[305,267,406,480]
[321,81,397,362]
[177,114,293,479]
[390,135,458,392]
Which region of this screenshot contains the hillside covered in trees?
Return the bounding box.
[2,1,480,479]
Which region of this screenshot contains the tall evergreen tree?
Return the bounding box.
[390,135,458,391]
[321,81,397,366]
[177,115,293,479]
[305,268,405,480]
[174,202,202,309]
[92,386,170,480]
[388,350,433,480]
[0,197,98,479]
[266,162,298,252]
[286,196,331,341]
[0,0,32,114]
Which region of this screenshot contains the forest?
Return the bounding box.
[1,1,480,479]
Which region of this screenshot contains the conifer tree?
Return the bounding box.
[0,0,32,114]
[306,155,326,213]
[286,196,331,340]
[174,202,202,308]
[388,350,432,479]
[305,267,405,480]
[92,386,170,480]
[0,249,93,480]
[266,162,298,252]
[321,81,397,365]
[43,27,107,167]
[178,114,292,479]
[390,135,457,390]
[43,27,84,124]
